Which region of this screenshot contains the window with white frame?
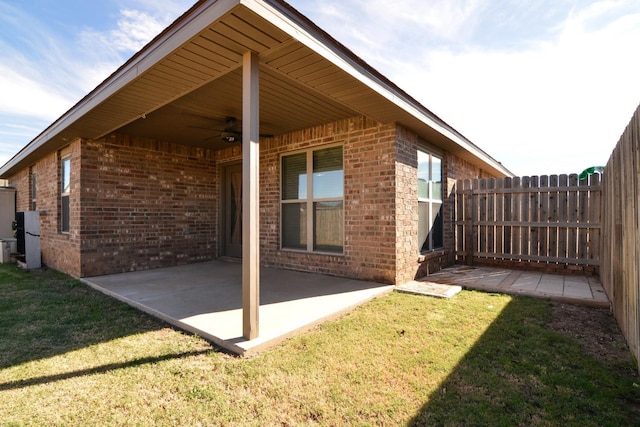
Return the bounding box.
[418,149,443,252]
[281,145,344,253]
[61,155,71,233]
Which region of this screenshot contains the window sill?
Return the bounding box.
[280,248,345,257]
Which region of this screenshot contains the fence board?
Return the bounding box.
[456,179,466,260]
[589,174,600,262]
[459,179,473,265]
[529,176,539,259]
[464,179,474,264]
[634,117,640,372]
[487,178,495,255]
[622,128,633,355]
[539,175,549,259]
[455,173,601,272]
[504,177,512,254]
[495,178,504,254]
[520,176,530,258]
[548,175,559,259]
[473,179,480,264]
[558,174,568,260]
[597,102,640,373]
[578,175,590,260]
[511,177,522,257]
[479,178,488,256]
[567,174,578,260]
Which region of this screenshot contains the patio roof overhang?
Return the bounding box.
[0,0,513,179]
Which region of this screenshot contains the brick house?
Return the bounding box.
[0,0,511,322]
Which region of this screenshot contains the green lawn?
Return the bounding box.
[0,263,638,426]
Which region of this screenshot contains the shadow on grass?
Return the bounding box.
[0,264,192,370]
[408,296,640,426]
[0,349,209,391]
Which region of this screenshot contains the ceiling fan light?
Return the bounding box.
[221,132,240,143]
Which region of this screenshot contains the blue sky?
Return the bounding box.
[1,0,640,176]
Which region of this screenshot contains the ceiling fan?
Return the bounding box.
[187,114,272,143]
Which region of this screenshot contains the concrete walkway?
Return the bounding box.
[83,261,393,356]
[410,264,610,308]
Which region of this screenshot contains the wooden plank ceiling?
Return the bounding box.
[89,5,365,151]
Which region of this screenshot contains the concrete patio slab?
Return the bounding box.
[416,265,610,308]
[537,275,565,295]
[81,261,610,356]
[477,270,512,286]
[83,261,393,356]
[511,273,541,291]
[563,284,594,299]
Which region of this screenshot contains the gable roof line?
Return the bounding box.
[1,0,512,177]
[251,0,511,176]
[0,0,240,175]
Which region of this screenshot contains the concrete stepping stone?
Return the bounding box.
[396,280,462,299]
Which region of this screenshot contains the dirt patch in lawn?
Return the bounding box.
[548,302,637,375]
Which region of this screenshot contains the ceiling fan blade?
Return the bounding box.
[182,111,223,122]
[187,124,223,131]
[203,133,223,141]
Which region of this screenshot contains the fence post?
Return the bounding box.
[589,173,601,266]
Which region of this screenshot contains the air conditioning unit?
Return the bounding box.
[13,211,41,269]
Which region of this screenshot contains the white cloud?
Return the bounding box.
[294,0,484,69]
[2,0,639,176]
[358,0,483,39]
[0,65,74,122]
[291,0,640,175]
[460,0,640,175]
[0,1,193,167]
[80,8,172,55]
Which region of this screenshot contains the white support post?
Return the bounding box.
[242,51,260,340]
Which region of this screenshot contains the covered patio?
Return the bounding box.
[0,0,515,354]
[82,261,394,356]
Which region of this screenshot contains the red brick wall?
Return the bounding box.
[54,142,82,276]
[7,119,502,284]
[9,140,83,276]
[10,169,29,212]
[259,116,398,284]
[77,135,217,276]
[258,117,493,285]
[394,134,501,282]
[394,126,420,284]
[446,153,494,181]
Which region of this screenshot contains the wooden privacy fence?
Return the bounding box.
[600,104,640,373]
[455,174,601,274]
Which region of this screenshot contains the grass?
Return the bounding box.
[0,263,638,426]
